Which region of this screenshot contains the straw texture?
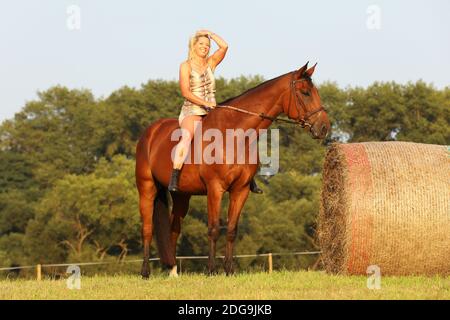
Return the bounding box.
[318,142,450,275]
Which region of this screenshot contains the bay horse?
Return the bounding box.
[135,62,330,277]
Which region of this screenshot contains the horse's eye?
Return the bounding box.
[301,91,310,96]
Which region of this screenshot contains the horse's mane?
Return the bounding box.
[219,71,293,105]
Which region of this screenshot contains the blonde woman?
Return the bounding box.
[168,30,262,194]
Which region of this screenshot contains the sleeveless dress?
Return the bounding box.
[178,62,216,125]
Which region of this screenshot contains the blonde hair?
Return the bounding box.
[187,33,211,61]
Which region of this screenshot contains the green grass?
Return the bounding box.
[1,271,449,300]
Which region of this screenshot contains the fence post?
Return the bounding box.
[36,264,42,281]
[268,253,273,274]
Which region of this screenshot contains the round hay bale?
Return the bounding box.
[318,141,450,276]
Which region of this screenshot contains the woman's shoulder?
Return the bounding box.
[180,60,191,71]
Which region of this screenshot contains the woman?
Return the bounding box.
[168,30,262,194]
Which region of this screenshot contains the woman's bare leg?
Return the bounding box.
[173,115,203,169]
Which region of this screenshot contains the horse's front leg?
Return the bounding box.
[206,182,225,275]
[225,185,250,275]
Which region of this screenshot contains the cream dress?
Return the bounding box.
[178,61,216,125]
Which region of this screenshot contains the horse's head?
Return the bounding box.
[282,62,330,139]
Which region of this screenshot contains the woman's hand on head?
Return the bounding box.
[196,29,212,37]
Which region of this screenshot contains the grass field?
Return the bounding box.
[1,271,449,300]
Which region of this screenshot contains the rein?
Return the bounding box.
[214,72,325,128]
[215,104,304,126]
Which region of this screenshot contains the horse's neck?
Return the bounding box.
[213,76,289,132]
[227,95,282,131]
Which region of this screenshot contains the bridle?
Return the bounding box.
[287,71,326,129]
[215,71,326,129]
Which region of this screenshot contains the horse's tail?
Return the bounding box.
[153,187,176,267]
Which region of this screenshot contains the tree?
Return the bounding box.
[0,77,447,270]
[0,86,100,189]
[24,155,140,263]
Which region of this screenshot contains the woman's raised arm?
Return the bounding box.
[197,30,228,71]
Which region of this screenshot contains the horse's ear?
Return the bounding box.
[305,62,317,78]
[296,61,309,78]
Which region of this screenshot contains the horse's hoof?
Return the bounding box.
[225,269,235,276]
[141,263,150,279]
[207,270,218,276]
[225,267,235,276]
[169,265,178,277]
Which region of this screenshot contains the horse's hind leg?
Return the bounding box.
[206,182,225,275]
[137,178,157,279]
[167,193,191,277]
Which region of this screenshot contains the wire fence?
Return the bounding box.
[0,251,321,280]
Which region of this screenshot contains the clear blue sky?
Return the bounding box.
[1,0,449,123]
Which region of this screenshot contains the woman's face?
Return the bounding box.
[194,36,210,58]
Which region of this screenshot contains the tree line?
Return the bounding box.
[0,75,448,273]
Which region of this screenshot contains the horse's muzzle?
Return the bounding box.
[311,124,328,139]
